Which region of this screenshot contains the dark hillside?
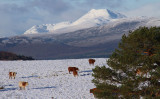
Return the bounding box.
[0,51,34,60]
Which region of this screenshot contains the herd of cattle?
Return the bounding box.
[7,59,98,97]
[9,71,28,90]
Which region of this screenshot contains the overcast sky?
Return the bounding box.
[0,0,160,37]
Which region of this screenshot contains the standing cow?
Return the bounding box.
[68,67,79,74]
[88,59,95,65]
[19,81,28,90]
[68,67,79,77]
[9,72,17,79]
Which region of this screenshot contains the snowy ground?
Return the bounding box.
[0,58,108,99]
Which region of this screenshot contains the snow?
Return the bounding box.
[2,16,160,47]
[24,22,71,35]
[24,25,49,34]
[23,8,160,37]
[0,58,108,99]
[24,9,126,35]
[72,9,125,26]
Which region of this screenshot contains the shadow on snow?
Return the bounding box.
[80,73,92,76]
[4,84,14,87]
[79,70,92,73]
[0,88,17,92]
[32,86,56,90]
[79,70,93,76]
[21,75,39,78]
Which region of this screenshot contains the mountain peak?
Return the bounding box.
[86,9,110,19]
[88,9,126,19]
[72,9,126,26]
[24,9,126,35]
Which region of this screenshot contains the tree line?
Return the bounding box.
[92,27,160,98]
[0,51,34,60]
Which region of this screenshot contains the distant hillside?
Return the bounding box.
[0,51,34,60]
[0,10,160,59]
[0,17,160,59]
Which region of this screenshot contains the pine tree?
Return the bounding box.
[92,27,160,98]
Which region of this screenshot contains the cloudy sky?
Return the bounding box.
[0,0,160,37]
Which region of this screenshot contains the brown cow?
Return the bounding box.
[9,72,17,79]
[90,88,103,97]
[90,88,101,93]
[68,67,79,74]
[88,59,95,65]
[73,69,78,77]
[19,81,28,90]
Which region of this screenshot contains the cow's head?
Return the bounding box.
[76,68,79,71]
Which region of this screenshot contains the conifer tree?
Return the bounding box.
[92,27,160,98]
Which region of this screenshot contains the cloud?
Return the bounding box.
[0,0,159,37]
[71,0,125,10]
[0,3,32,37]
[31,0,71,14]
[0,0,74,37]
[86,0,124,8]
[125,2,160,17]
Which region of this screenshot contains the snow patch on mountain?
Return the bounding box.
[145,18,160,27]
[24,25,49,34]
[24,22,71,34]
[24,9,126,35]
[72,9,125,26]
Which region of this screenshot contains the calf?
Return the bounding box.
[19,81,28,90]
[9,72,17,79]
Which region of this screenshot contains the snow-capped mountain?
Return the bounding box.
[1,16,160,59]
[1,8,160,59]
[71,9,126,27]
[24,9,126,35]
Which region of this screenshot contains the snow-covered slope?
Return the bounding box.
[0,58,108,99]
[72,9,125,26]
[24,22,71,34]
[24,9,126,35]
[1,16,160,59]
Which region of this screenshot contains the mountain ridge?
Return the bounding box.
[24,9,126,35]
[1,10,160,59]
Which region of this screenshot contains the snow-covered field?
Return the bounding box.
[0,58,108,99]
